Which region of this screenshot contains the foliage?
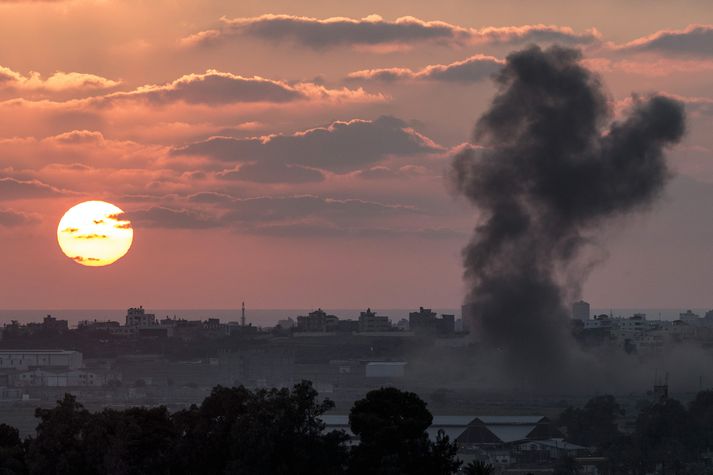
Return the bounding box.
[348,387,460,474]
[462,460,494,475]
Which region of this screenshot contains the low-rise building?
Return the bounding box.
[0,350,83,371]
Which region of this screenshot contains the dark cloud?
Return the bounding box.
[617,24,713,57]
[127,207,220,229]
[246,222,466,239]
[186,191,236,205]
[182,14,600,50]
[452,45,686,383]
[347,55,503,83]
[74,234,109,239]
[127,194,427,237]
[222,195,419,223]
[218,162,325,184]
[0,177,69,200]
[72,256,100,263]
[174,116,443,179]
[0,208,38,227]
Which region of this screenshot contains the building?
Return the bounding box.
[409,307,455,335]
[358,309,392,333]
[296,309,339,332]
[15,368,118,387]
[77,320,121,331]
[365,362,406,378]
[126,306,157,327]
[571,300,590,321]
[0,350,82,371]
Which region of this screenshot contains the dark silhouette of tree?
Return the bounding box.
[172,381,348,475]
[688,390,713,453]
[553,455,581,474]
[348,387,460,474]
[83,406,177,475]
[558,395,623,447]
[27,394,92,475]
[0,423,27,475]
[634,398,694,474]
[463,460,494,474]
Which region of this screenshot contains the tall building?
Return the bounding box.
[409,307,455,335]
[126,306,156,326]
[358,309,392,332]
[571,300,590,321]
[296,309,338,332]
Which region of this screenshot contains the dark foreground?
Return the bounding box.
[0,382,712,474]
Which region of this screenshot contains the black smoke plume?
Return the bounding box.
[452,45,686,382]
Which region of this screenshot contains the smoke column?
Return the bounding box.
[452,45,685,381]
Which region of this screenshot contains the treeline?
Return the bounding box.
[559,391,713,474]
[0,383,464,475]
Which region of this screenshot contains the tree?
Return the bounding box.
[27,394,92,475]
[348,387,461,475]
[463,460,494,475]
[558,395,623,447]
[172,381,348,475]
[0,423,27,475]
[688,390,713,453]
[82,406,177,475]
[634,398,694,474]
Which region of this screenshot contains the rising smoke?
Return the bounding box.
[452,45,686,383]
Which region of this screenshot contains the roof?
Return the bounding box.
[518,439,587,451]
[320,414,558,445]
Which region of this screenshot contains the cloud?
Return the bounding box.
[126,207,220,229]
[0,177,70,200]
[99,70,382,106]
[616,24,713,57]
[73,233,108,239]
[218,162,325,184]
[0,208,38,227]
[123,194,453,238]
[173,116,443,180]
[0,66,119,92]
[45,130,105,145]
[222,194,419,222]
[182,14,600,50]
[347,54,503,83]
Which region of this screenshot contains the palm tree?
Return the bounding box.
[463,460,494,475]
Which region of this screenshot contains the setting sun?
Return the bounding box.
[57,201,133,267]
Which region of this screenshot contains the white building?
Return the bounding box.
[0,350,82,371]
[365,362,406,378]
[126,306,157,326]
[16,368,116,387]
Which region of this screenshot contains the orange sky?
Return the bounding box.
[1,0,712,310]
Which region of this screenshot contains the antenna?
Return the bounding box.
[241,301,246,327]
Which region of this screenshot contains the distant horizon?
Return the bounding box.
[0,306,710,327]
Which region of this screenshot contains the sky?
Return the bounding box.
[0,0,712,310]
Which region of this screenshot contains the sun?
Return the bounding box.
[57,201,133,267]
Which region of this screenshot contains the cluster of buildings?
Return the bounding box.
[289,307,457,336]
[571,300,713,353]
[0,349,120,397]
[74,305,257,340]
